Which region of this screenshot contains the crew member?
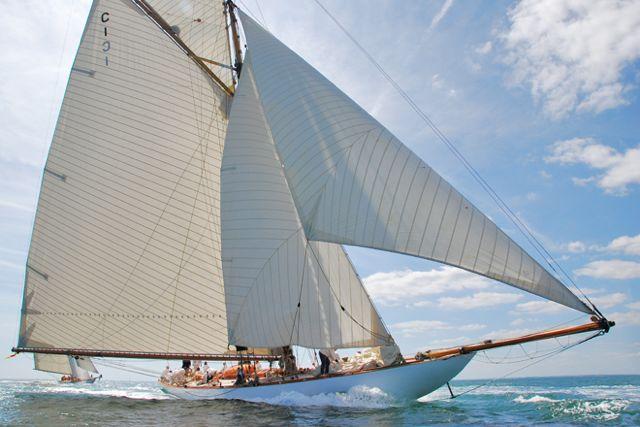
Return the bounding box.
[319,349,330,375]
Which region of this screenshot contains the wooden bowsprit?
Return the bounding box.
[416,317,614,361]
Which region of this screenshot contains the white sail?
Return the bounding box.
[238,12,592,314]
[19,0,230,354]
[146,0,234,87]
[221,58,392,349]
[33,353,73,375]
[76,356,99,374]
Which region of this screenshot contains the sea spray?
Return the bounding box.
[251,385,397,408]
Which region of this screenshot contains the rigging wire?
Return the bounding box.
[310,0,597,313]
[428,330,603,402]
[94,359,161,378]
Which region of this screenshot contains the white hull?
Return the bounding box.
[162,353,473,402]
[60,376,99,384]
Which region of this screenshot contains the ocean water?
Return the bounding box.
[1,375,638,426]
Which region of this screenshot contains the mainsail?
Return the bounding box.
[18,0,230,355]
[237,12,592,315]
[221,57,392,349]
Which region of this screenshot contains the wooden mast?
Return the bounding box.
[417,317,615,360]
[226,0,244,80]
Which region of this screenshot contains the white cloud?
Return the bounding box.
[0,260,23,270]
[475,41,492,55]
[539,170,552,180]
[363,267,491,306]
[514,300,568,314]
[391,320,485,337]
[501,0,640,118]
[608,311,640,326]
[0,200,35,213]
[566,241,587,253]
[605,234,640,256]
[431,73,443,89]
[392,320,449,336]
[589,292,627,309]
[437,292,523,310]
[0,1,92,167]
[429,0,455,30]
[545,138,640,194]
[510,318,527,326]
[627,301,640,310]
[575,260,640,280]
[481,327,536,340]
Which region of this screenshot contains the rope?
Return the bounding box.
[94,359,160,378]
[310,0,597,313]
[427,330,603,402]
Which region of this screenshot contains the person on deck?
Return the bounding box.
[161,365,171,382]
[202,362,211,383]
[282,346,297,376]
[236,364,246,385]
[318,350,330,375]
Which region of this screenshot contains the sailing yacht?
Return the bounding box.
[13,0,613,402]
[34,354,100,384]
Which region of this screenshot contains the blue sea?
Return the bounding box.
[1,375,638,425]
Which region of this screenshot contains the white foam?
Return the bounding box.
[28,383,169,400]
[557,399,631,421]
[514,395,559,403]
[251,385,396,408]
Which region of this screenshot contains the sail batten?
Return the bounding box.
[238,12,592,315]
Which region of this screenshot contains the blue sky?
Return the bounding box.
[0,0,639,380]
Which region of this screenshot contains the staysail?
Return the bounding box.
[221,57,392,349]
[18,0,231,355]
[237,12,592,315]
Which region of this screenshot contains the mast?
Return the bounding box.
[226,0,244,80]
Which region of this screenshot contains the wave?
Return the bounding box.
[13,382,169,401]
[553,399,631,422]
[512,393,631,421]
[450,383,640,401]
[250,385,397,408]
[514,394,559,403]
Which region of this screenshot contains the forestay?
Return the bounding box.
[238,12,592,314]
[221,59,392,349]
[19,0,231,355]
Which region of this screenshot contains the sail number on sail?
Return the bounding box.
[101,11,110,66]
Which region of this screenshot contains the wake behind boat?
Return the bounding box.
[11,0,613,402]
